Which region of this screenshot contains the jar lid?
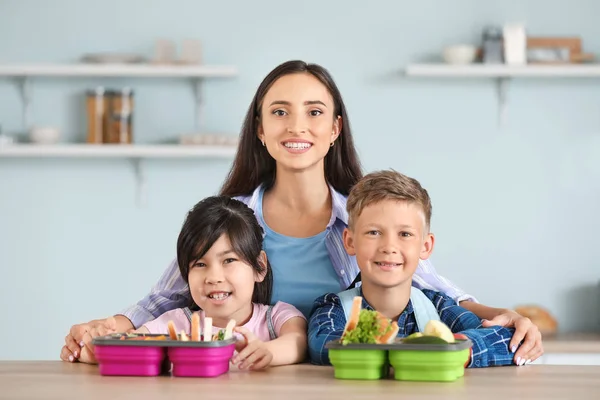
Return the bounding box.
[112,87,134,96]
[86,86,106,96]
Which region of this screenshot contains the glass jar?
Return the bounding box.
[86,87,108,144]
[105,88,134,144]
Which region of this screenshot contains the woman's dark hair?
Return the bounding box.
[176,196,272,308]
[220,60,363,197]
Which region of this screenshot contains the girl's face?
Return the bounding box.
[258,72,340,174]
[187,234,267,328]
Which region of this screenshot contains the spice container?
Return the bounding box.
[105,88,134,144]
[86,87,108,144]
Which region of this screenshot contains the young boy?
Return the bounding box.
[308,170,524,368]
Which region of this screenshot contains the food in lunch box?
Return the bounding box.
[423,320,455,343]
[165,313,236,342]
[340,296,460,345]
[341,296,399,345]
[191,313,201,341]
[167,321,178,340]
[119,334,167,341]
[402,320,457,344]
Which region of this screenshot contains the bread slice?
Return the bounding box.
[377,320,399,344]
[342,296,363,337]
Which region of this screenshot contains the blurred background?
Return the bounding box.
[1,0,599,360]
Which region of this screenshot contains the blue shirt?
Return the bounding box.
[308,287,517,368]
[256,187,340,318]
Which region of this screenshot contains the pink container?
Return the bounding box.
[95,345,167,376]
[168,343,235,377]
[93,333,237,378]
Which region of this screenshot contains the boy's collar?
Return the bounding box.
[356,286,415,320]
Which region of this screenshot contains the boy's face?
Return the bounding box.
[343,199,434,289]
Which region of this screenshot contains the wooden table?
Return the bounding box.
[2,362,600,399]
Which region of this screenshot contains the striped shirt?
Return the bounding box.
[120,184,477,328]
[308,288,516,367]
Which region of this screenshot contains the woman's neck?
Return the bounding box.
[361,279,412,321]
[268,163,330,215]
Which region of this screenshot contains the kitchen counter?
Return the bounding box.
[1,361,599,400]
[542,333,600,353]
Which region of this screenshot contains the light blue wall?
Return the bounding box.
[1,0,599,360]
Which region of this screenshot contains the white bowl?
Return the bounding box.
[443,45,477,65]
[30,127,60,144]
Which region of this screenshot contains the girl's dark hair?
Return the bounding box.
[220,60,363,197]
[176,196,272,308]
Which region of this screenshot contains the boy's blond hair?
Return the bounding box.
[346,169,432,230]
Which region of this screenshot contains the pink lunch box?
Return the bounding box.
[92,333,236,378]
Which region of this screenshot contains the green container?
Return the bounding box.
[326,343,388,380]
[388,339,471,382]
[325,338,472,382]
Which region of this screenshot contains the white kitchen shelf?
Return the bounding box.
[404,63,600,126]
[0,63,237,78]
[0,62,239,206]
[0,62,238,133]
[405,63,600,78]
[0,143,237,158]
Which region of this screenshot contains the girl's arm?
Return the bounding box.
[264,317,307,366]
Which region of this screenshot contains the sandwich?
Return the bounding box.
[341,296,399,345]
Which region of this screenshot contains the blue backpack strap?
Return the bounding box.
[337,287,361,322]
[409,287,440,332]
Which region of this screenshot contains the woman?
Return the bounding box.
[61,60,542,365]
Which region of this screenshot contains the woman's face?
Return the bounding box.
[258,73,340,173]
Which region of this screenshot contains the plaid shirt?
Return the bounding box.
[308,287,516,368]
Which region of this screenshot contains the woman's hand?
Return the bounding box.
[231,327,273,370]
[481,310,544,365]
[60,317,117,363]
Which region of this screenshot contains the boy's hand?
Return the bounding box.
[232,327,273,370]
[482,311,543,365]
[454,333,472,367]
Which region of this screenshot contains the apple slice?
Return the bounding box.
[424,320,455,343]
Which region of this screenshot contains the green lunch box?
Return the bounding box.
[325,338,472,382]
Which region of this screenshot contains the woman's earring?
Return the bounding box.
[261,140,265,147]
[330,142,334,147]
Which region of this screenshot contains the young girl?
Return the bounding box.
[80,196,307,370]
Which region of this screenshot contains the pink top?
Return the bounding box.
[142,301,305,342]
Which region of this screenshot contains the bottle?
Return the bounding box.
[482,26,504,64]
[503,23,527,65]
